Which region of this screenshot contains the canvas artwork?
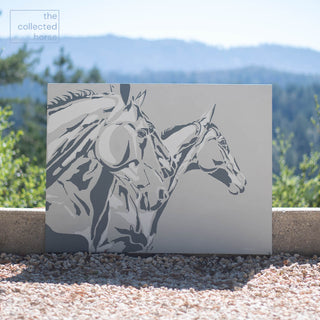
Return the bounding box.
[46,84,272,254]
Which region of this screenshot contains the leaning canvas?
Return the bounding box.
[46,84,272,254]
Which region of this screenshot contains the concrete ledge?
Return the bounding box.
[272,208,320,255]
[0,208,45,255]
[0,208,320,255]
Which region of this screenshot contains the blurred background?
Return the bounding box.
[0,0,319,207]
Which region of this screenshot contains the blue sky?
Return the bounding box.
[0,0,319,51]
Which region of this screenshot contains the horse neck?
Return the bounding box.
[166,122,205,191]
[174,141,200,176]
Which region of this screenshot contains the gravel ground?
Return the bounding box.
[0,252,320,319]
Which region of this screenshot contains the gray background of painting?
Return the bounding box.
[47,83,272,254]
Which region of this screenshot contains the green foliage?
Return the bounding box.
[0,45,46,207]
[0,106,45,207]
[0,45,46,167]
[311,95,320,134]
[0,45,41,85]
[272,84,320,174]
[273,96,320,207]
[17,98,47,167]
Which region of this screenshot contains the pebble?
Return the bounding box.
[0,252,320,319]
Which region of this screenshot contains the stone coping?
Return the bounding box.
[0,208,319,255]
[273,207,320,212]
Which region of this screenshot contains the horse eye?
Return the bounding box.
[137,129,147,138]
[213,160,223,166]
[219,137,226,144]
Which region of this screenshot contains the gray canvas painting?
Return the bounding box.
[46,84,272,254]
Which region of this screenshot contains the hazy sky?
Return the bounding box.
[0,0,319,51]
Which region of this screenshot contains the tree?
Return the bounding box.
[85,66,104,83]
[43,47,80,83]
[18,98,47,166]
[0,45,41,85]
[43,47,104,83]
[0,45,46,165]
[0,44,46,206]
[273,96,320,207]
[0,105,45,207]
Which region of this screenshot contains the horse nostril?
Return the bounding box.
[159,188,169,200]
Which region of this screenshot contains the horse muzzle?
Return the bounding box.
[228,172,247,195]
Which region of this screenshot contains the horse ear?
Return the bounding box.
[120,84,130,105]
[202,104,216,124]
[134,90,146,108]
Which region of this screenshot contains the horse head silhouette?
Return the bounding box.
[189,106,247,195]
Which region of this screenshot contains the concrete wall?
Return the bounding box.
[1,208,320,255]
[0,208,45,255]
[272,208,320,256]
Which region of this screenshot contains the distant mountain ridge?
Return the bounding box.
[1,35,320,74]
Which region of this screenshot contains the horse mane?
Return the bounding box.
[48,89,110,115]
[46,89,117,188]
